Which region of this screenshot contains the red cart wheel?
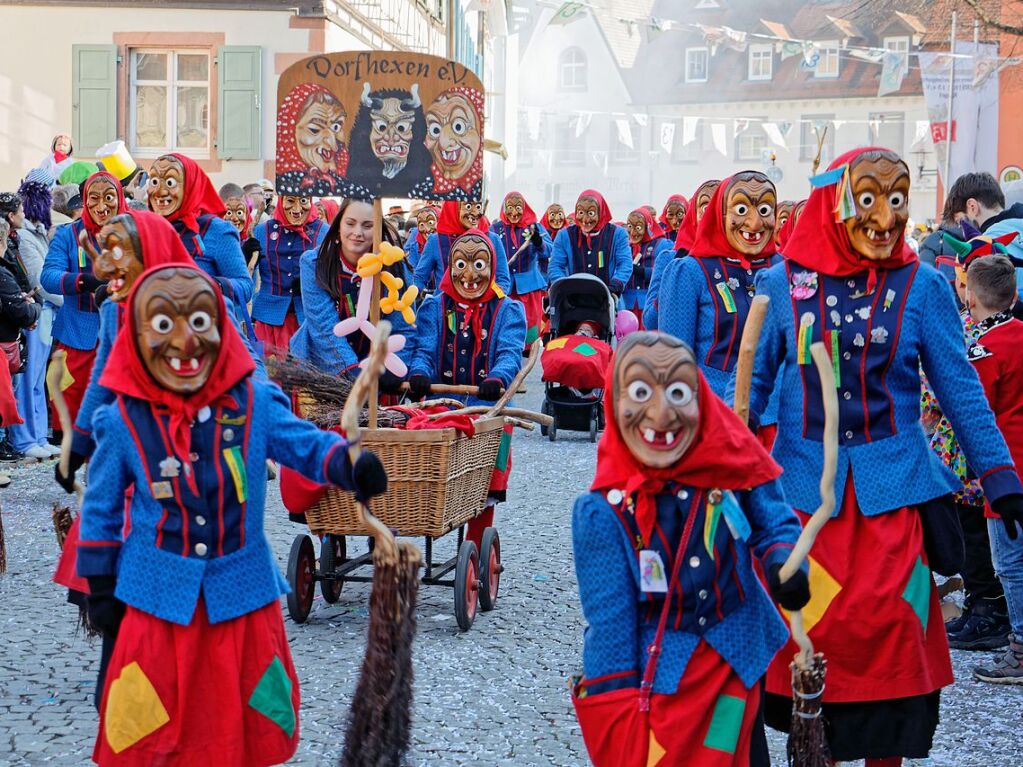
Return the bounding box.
[286,534,316,624]
[319,534,345,604]
[478,527,502,612]
[453,539,479,631]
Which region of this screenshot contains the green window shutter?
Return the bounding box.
[72,44,118,157]
[217,46,262,160]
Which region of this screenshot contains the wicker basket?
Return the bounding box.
[304,416,506,538]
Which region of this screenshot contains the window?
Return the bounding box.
[883,35,911,75]
[610,120,640,164]
[868,112,906,154]
[130,49,210,157]
[748,44,773,81]
[685,48,709,83]
[558,47,587,92]
[555,119,585,167]
[670,119,704,164]
[814,41,840,79]
[734,120,767,162]
[799,115,835,163]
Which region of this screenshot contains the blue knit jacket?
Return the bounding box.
[407,291,525,407]
[289,249,413,374]
[641,246,680,330]
[251,218,327,326]
[573,479,800,694]
[490,221,551,295]
[621,238,673,316]
[746,259,1023,515]
[412,232,511,294]
[77,378,354,625]
[71,297,266,457]
[547,224,632,287]
[174,215,253,305]
[403,229,423,269]
[40,220,102,350]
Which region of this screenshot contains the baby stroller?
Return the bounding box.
[541,274,616,442]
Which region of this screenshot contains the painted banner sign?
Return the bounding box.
[276,51,485,200]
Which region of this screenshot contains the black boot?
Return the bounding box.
[0,436,22,463]
[949,598,1011,650]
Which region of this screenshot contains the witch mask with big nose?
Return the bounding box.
[450,233,493,301]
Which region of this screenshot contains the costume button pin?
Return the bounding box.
[843,351,851,361]
[826,295,838,307]
[698,616,707,626]
[698,589,708,600]
[847,280,856,288]
[223,428,235,442]
[689,556,701,568]
[196,516,207,526]
[195,543,208,557]
[607,489,624,505]
[197,406,212,423]
[844,314,854,324]
[844,430,854,440]
[843,391,851,400]
[677,489,689,501]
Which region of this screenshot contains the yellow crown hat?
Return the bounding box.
[96,140,138,184]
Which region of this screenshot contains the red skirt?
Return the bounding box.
[50,344,96,427]
[575,642,761,767]
[0,356,23,426]
[93,600,300,767]
[511,289,544,346]
[766,481,953,703]
[254,312,300,360]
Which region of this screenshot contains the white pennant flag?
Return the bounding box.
[616,118,634,149]
[711,123,727,156]
[574,111,592,138]
[763,122,787,149]
[913,119,930,146]
[660,121,676,154]
[682,116,700,147]
[634,114,649,127]
[526,108,541,140]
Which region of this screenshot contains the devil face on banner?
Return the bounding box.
[276,52,485,201]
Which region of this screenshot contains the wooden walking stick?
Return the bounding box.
[340,321,422,767]
[732,295,770,426]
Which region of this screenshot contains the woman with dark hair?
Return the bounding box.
[289,198,412,375]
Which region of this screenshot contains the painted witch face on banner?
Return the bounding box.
[276,52,485,201]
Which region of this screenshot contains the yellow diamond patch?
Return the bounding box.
[545,337,568,350]
[104,661,170,754]
[646,727,666,767]
[782,556,841,634]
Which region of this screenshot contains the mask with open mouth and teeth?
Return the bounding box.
[843,150,911,262]
[85,177,121,228]
[458,201,483,230]
[664,199,686,231]
[148,156,185,218]
[135,268,221,394]
[94,214,143,303]
[544,204,565,231]
[723,172,777,258]
[417,208,438,236]
[613,334,700,469]
[280,194,312,226]
[448,232,492,301]
[503,194,525,225]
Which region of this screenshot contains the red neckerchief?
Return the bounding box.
[100,265,256,495]
[498,191,539,229]
[629,208,666,256]
[273,202,318,244]
[688,175,777,269]
[439,229,502,361]
[80,171,127,236]
[159,153,227,234]
[782,147,916,292]
[591,358,781,546]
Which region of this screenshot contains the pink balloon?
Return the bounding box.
[615,310,639,341]
[333,317,362,337]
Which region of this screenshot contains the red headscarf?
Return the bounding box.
[100,264,256,495]
[628,208,666,255]
[318,199,340,226]
[689,174,777,268]
[439,230,503,361]
[782,147,916,290]
[437,200,485,236]
[499,191,538,229]
[276,83,350,178]
[775,200,806,253]
[155,153,226,234]
[658,194,688,231]
[591,339,781,546]
[575,189,612,237]
[80,171,128,236]
[673,180,719,252]
[273,197,319,244]
[130,209,196,268]
[429,87,485,195]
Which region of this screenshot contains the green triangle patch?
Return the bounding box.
[573,342,598,357]
[902,556,931,632]
[248,656,296,737]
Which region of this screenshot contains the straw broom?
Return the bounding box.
[733,303,837,767]
[340,322,422,767]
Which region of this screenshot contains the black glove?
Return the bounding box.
[609,279,625,298]
[632,263,646,281]
[85,576,125,636]
[93,283,110,307]
[352,451,387,503]
[529,225,543,247]
[54,451,86,494]
[379,370,404,395]
[767,563,810,611]
[478,378,503,401]
[76,273,106,293]
[290,279,302,297]
[407,374,432,400]
[992,494,1023,540]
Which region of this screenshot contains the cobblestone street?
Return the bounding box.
[0,370,1021,766]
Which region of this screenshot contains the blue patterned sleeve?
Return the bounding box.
[917,267,1022,501]
[643,248,676,330]
[488,300,526,386]
[40,224,81,296]
[76,405,131,578]
[657,257,701,345]
[609,226,633,286]
[260,383,352,485]
[295,251,359,373]
[489,232,512,293]
[743,479,804,574]
[538,224,554,264]
[72,301,118,456]
[547,229,572,283]
[413,234,439,293]
[206,218,253,304]
[572,493,640,688]
[407,294,441,379]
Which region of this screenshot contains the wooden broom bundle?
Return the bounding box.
[267,355,354,408]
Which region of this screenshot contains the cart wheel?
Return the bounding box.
[539,401,549,437]
[589,414,598,443]
[549,414,558,442]
[286,534,316,624]
[319,534,346,604]
[453,539,479,631]
[478,527,502,612]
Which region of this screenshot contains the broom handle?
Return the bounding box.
[46,350,84,505]
[732,295,770,426]
[505,228,534,268]
[483,339,541,419]
[779,342,839,666]
[341,321,397,566]
[399,383,503,396]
